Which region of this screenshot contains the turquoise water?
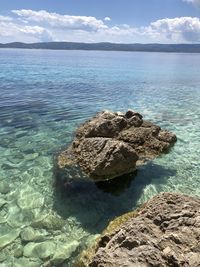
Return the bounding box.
[0,49,200,266]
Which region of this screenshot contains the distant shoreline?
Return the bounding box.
[1,42,200,53]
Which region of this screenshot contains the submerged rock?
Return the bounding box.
[20,227,47,242]
[0,199,7,209]
[13,245,23,258]
[0,229,20,251]
[0,181,10,194]
[12,258,41,267]
[31,212,65,230]
[23,241,56,259]
[23,240,79,265]
[51,240,79,265]
[17,185,44,210]
[57,110,176,181]
[77,193,200,267]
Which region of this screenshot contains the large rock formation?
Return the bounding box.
[77,193,200,267]
[57,110,177,182]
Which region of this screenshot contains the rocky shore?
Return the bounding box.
[77,192,200,267]
[2,108,199,267]
[57,110,177,182]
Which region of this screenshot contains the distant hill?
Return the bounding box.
[1,42,200,53]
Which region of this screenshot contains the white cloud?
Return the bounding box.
[0,9,200,43]
[20,25,53,41]
[12,9,108,32]
[145,17,200,42]
[0,15,13,22]
[0,19,53,42]
[183,0,200,6]
[104,17,111,22]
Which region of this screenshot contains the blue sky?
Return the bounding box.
[0,0,200,43]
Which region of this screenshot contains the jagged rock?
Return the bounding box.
[57,110,177,181]
[73,138,138,180]
[75,111,127,139]
[78,193,200,267]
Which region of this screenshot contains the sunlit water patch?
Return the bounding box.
[0,49,200,266]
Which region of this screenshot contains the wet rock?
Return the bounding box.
[51,240,79,265]
[80,193,200,267]
[0,181,10,194]
[57,110,177,181]
[1,162,20,170]
[14,245,23,258]
[0,199,7,208]
[12,257,41,267]
[0,250,7,262]
[31,212,65,230]
[23,241,56,259]
[7,205,38,228]
[25,153,39,161]
[0,215,6,224]
[17,185,44,210]
[85,234,101,248]
[20,227,47,242]
[0,229,20,251]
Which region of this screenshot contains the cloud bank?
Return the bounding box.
[0,9,200,43]
[12,9,107,31]
[146,17,200,42]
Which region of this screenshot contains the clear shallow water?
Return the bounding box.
[0,49,200,266]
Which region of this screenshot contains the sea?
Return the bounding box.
[0,49,200,266]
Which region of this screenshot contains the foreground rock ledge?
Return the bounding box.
[76,193,200,267]
[57,110,177,181]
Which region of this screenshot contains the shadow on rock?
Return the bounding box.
[52,162,177,234]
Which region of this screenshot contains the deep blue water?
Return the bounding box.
[0,49,200,266]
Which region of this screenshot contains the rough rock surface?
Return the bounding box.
[78,193,200,267]
[57,110,176,181]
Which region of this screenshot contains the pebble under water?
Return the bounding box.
[0,49,200,266]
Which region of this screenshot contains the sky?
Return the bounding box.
[0,0,200,43]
